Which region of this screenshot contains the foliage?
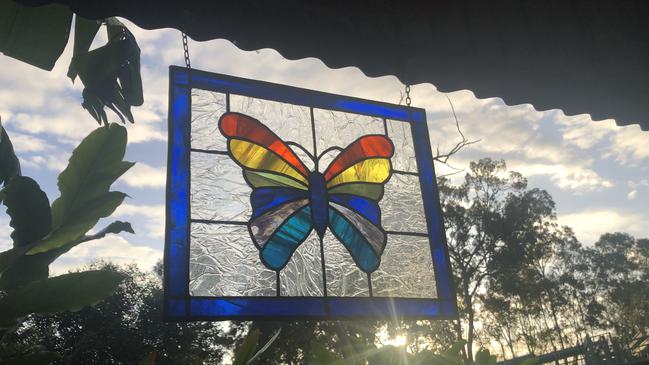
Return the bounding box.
[0,119,20,187]
[439,158,547,361]
[0,0,143,125]
[0,123,134,363]
[303,339,504,365]
[11,263,234,364]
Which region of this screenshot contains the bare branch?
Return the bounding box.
[432,96,481,168]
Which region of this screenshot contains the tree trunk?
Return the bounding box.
[465,288,475,364]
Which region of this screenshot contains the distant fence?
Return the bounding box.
[497,334,649,365]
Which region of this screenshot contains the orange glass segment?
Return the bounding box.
[220,113,309,177]
[324,135,393,181]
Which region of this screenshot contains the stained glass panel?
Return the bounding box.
[166,67,456,320]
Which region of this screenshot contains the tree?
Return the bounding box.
[585,233,649,346]
[440,158,567,362]
[12,262,237,364]
[0,122,134,362]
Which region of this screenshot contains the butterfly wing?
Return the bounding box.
[219,112,313,270]
[323,135,394,273]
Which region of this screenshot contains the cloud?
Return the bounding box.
[19,152,69,173]
[508,160,613,192]
[120,162,166,188]
[0,215,11,251]
[5,131,51,153]
[559,209,648,245]
[605,125,649,166]
[114,203,165,238]
[50,235,162,275]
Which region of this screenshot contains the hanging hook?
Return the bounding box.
[405,84,412,106]
[181,32,191,68]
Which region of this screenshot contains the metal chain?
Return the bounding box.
[182,32,191,68]
[405,84,412,106]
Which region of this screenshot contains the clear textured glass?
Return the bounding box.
[191,89,227,151]
[323,231,371,297]
[313,109,385,160]
[387,119,418,173]
[372,234,437,298]
[279,231,324,296]
[190,152,251,222]
[380,173,428,233]
[230,94,314,158]
[189,223,276,297]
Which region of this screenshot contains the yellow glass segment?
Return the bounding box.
[326,158,391,188]
[328,183,384,201]
[245,170,308,190]
[230,139,309,185]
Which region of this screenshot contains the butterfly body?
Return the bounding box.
[308,171,329,239]
[219,112,394,274]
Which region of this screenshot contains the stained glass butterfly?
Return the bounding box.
[219,112,394,273]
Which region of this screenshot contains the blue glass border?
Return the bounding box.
[164,66,458,320]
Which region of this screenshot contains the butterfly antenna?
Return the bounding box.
[285,142,316,165]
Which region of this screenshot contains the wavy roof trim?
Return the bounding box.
[18,0,649,131]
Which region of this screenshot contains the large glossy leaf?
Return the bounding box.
[0,118,21,186]
[0,270,124,326]
[51,123,130,225]
[2,176,51,247]
[28,191,127,254]
[25,123,134,254]
[74,17,143,125]
[67,15,101,81]
[0,0,72,70]
[0,221,133,291]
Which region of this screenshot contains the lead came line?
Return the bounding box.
[385,230,428,237]
[190,148,229,155]
[191,219,248,226]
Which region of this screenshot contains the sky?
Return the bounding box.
[0,19,648,275]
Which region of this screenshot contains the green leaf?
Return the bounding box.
[2,176,51,247]
[0,0,72,70]
[0,118,21,186]
[51,123,130,226]
[0,270,124,326]
[28,191,127,254]
[74,17,143,125]
[232,329,260,365]
[0,220,134,291]
[0,250,49,291]
[67,15,101,81]
[0,351,61,365]
[23,123,133,254]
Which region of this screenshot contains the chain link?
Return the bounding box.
[182,32,191,68]
[405,84,412,106]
